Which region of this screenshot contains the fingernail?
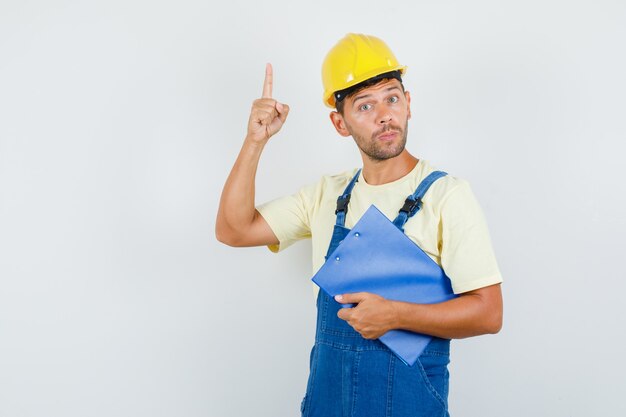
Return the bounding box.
[276,102,284,112]
[335,295,343,301]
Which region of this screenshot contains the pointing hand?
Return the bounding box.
[247,63,290,144]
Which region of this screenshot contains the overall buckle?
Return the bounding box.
[335,195,351,214]
[399,197,422,215]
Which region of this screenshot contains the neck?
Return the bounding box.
[361,150,419,185]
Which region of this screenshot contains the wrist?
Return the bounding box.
[389,300,404,330]
[243,135,268,151]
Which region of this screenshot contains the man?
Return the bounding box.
[216,33,503,417]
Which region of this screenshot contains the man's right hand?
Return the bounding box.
[246,63,290,144]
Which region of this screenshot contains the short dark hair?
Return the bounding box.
[335,70,404,114]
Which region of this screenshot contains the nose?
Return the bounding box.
[376,106,392,125]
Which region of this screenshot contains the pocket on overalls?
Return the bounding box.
[414,350,450,410]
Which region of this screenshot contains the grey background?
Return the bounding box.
[1,0,625,416]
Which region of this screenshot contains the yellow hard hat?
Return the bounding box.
[322,33,407,108]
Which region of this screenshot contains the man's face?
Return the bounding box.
[331,79,411,162]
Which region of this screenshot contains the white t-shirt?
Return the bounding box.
[257,159,503,298]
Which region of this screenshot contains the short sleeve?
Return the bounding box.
[256,183,315,253]
[439,180,503,294]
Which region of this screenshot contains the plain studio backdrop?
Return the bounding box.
[1,1,625,416]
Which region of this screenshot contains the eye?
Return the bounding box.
[388,96,399,103]
[358,103,372,111]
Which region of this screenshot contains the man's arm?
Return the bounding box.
[335,283,503,340]
[215,64,290,247]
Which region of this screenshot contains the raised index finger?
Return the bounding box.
[262,63,273,98]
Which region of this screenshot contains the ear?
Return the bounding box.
[329,111,351,137]
[405,90,412,120]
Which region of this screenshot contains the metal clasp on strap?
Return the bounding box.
[399,197,422,215]
[335,195,351,214]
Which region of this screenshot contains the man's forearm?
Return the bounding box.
[390,285,503,339]
[215,138,266,241]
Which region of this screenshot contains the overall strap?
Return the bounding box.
[392,170,448,231]
[334,169,362,227]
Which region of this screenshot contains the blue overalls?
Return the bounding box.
[300,169,452,417]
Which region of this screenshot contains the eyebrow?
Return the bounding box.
[352,86,402,105]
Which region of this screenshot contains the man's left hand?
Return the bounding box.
[335,292,398,339]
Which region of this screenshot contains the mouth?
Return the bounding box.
[376,130,399,141]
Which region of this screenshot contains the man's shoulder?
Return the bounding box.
[320,166,360,180]
[285,168,361,209]
[307,167,361,194]
[417,160,472,205]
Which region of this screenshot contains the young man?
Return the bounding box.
[216,33,503,417]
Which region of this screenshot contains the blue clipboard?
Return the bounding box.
[311,205,457,366]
